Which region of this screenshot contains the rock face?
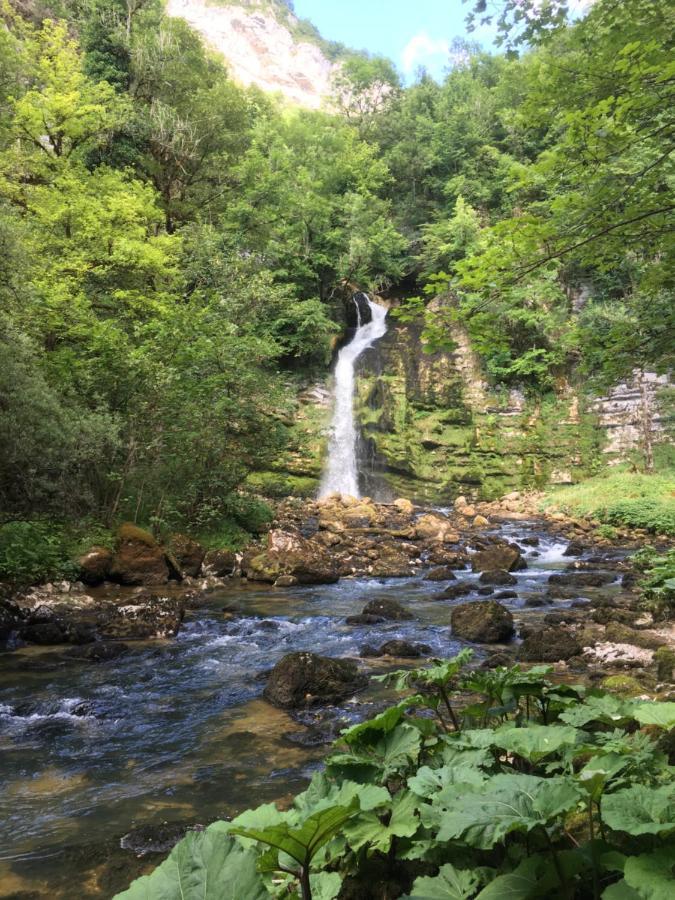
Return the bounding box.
[263,652,366,708]
[451,600,514,643]
[167,0,338,110]
[109,525,171,586]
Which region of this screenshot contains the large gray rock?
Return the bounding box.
[263,652,366,708]
[451,600,514,643]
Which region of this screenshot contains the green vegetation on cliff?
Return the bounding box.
[0,0,672,564]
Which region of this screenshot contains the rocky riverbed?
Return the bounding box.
[1,495,673,897]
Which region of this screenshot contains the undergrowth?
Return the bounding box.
[115,654,675,900]
[541,467,675,536]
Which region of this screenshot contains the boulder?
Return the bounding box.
[362,597,413,621]
[459,504,477,518]
[78,546,113,586]
[435,581,473,600]
[428,548,470,568]
[169,534,205,577]
[423,566,457,582]
[0,597,26,640]
[414,514,458,543]
[393,498,415,517]
[345,613,386,626]
[563,541,586,557]
[479,569,518,586]
[203,548,237,577]
[101,595,184,640]
[472,545,526,573]
[473,515,490,527]
[66,641,129,663]
[263,652,366,708]
[362,640,432,658]
[549,572,615,588]
[451,600,514,643]
[243,531,339,585]
[517,627,582,662]
[109,524,170,586]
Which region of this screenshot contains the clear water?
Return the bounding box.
[0,526,621,897]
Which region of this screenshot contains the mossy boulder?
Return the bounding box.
[203,548,237,577]
[517,627,582,662]
[600,674,645,697]
[109,524,170,586]
[479,569,518,586]
[242,532,340,585]
[655,646,675,682]
[451,600,514,643]
[263,652,366,708]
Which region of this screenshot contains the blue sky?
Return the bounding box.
[292,1,592,82]
[292,0,497,82]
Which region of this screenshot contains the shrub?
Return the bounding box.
[0,520,74,583]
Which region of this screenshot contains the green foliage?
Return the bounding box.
[541,469,675,537]
[0,520,73,582]
[632,548,675,619]
[116,663,675,900]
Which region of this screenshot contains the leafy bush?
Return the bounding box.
[115,656,675,900]
[633,547,675,620]
[0,520,74,583]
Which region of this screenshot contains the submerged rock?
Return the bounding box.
[549,571,615,588]
[451,600,514,643]
[263,651,366,708]
[345,613,386,626]
[362,640,432,658]
[435,581,473,600]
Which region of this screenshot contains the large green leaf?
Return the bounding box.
[434,774,583,849]
[340,705,405,745]
[560,695,636,728]
[327,723,422,782]
[294,772,389,815]
[633,702,675,730]
[603,785,675,837]
[624,848,675,899]
[603,882,641,899]
[113,831,269,899]
[403,862,481,899]
[408,763,487,799]
[343,790,419,853]
[229,800,359,868]
[310,871,343,900]
[493,724,580,763]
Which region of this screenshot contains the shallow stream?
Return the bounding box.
[0,524,624,898]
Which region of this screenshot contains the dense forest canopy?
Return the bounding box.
[0,0,672,538]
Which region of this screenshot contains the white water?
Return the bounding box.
[320,295,388,498]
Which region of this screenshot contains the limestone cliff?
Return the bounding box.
[166,0,339,108]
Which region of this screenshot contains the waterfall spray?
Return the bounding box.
[319,294,387,498]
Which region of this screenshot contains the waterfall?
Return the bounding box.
[319,294,388,498]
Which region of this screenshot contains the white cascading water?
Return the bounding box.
[320,295,388,498]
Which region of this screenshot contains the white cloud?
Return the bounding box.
[401,32,450,74]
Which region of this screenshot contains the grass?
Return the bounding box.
[540,465,675,535]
